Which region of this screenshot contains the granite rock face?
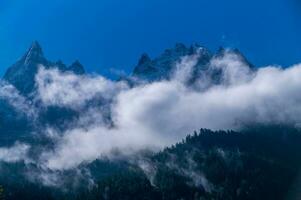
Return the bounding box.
[0,42,87,133]
[133,43,212,81]
[3,41,85,95]
[67,60,85,75]
[3,41,50,95]
[132,43,253,85]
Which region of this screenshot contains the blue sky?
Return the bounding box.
[0,0,300,77]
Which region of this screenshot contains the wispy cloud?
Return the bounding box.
[35,66,128,109]
[0,81,35,118]
[0,142,30,163]
[3,50,301,174]
[29,50,301,171]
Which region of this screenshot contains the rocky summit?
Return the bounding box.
[132,43,253,84]
[3,41,85,95]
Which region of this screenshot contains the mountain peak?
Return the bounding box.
[3,41,87,95]
[138,53,151,66]
[22,41,45,65]
[72,60,82,66]
[31,41,42,51]
[175,43,187,52]
[133,42,213,81]
[215,47,254,69]
[68,60,85,75]
[3,41,50,95]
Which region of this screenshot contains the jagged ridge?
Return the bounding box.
[3,41,85,95]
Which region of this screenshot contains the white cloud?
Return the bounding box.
[0,81,35,117]
[28,52,301,170]
[35,66,128,109]
[209,50,254,85]
[172,53,200,83]
[0,142,30,163]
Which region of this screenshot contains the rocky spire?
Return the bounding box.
[3,41,49,95]
[215,47,254,69]
[21,41,45,66]
[68,60,85,75]
[138,53,151,66]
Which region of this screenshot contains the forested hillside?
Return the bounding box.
[1,126,300,200]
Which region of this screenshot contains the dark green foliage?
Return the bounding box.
[0,185,4,200]
[1,126,301,199]
[153,167,204,200]
[86,170,161,200]
[152,126,301,200]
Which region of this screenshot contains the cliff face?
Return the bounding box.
[3,41,85,95]
[0,42,86,132]
[132,43,253,84]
